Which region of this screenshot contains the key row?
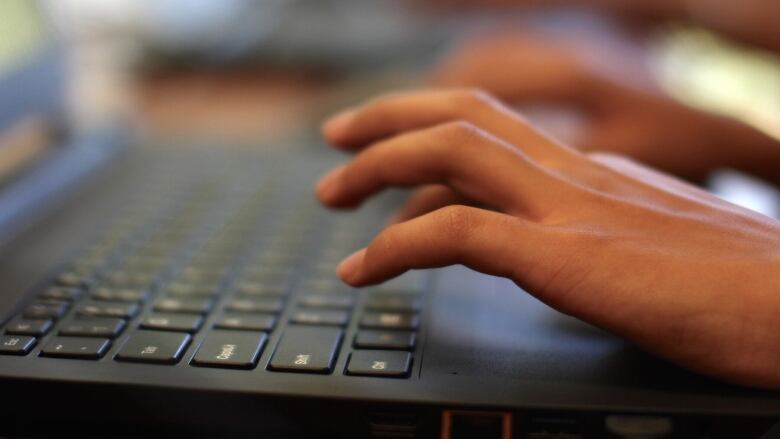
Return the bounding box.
[0,328,412,377]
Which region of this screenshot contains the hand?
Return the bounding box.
[431,32,779,182]
[316,89,780,389]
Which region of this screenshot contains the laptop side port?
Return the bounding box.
[441,410,513,439]
[523,416,584,439]
[368,412,418,438]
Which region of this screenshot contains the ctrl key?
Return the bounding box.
[0,335,37,355]
[346,350,411,378]
[40,337,111,359]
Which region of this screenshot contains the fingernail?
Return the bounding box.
[322,110,355,140]
[337,248,366,283]
[315,165,346,201]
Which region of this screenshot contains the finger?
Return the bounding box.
[337,205,544,286]
[322,89,579,163]
[316,121,571,217]
[387,185,470,225]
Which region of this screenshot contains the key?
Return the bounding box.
[55,271,94,289]
[77,301,139,319]
[115,331,191,364]
[354,330,416,350]
[225,298,284,314]
[213,314,276,332]
[290,309,349,327]
[104,272,158,287]
[59,318,126,338]
[0,335,36,355]
[297,294,354,309]
[40,336,111,359]
[5,318,52,336]
[40,287,83,302]
[360,312,419,330]
[154,298,213,314]
[163,283,218,298]
[346,350,412,377]
[364,294,420,312]
[268,326,343,374]
[92,287,149,302]
[140,314,203,333]
[233,282,287,297]
[24,301,68,320]
[191,330,267,369]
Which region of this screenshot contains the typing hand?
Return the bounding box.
[430,31,770,181]
[316,89,780,389]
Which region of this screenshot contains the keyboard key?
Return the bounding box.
[59,318,126,338]
[115,331,191,364]
[24,301,68,319]
[164,283,218,298]
[233,282,287,297]
[346,350,412,378]
[140,314,203,333]
[298,294,354,309]
[92,287,149,302]
[40,287,83,302]
[104,272,158,287]
[40,337,111,359]
[55,271,94,289]
[5,318,52,336]
[77,301,139,319]
[225,298,284,314]
[364,294,420,312]
[213,314,276,332]
[354,330,416,350]
[154,298,213,314]
[360,313,419,330]
[191,330,267,369]
[290,309,349,326]
[0,335,36,355]
[268,326,343,374]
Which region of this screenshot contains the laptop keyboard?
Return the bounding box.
[0,151,424,378]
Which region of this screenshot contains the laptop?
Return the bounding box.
[1,4,779,439]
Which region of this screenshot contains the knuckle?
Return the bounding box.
[436,205,478,241]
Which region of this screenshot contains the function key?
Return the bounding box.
[346,350,412,378]
[225,298,284,314]
[115,331,191,364]
[154,298,213,314]
[364,294,420,312]
[40,287,83,302]
[40,336,111,359]
[191,330,267,369]
[297,294,354,309]
[213,314,276,332]
[59,318,126,338]
[5,318,52,337]
[77,301,139,319]
[360,313,419,331]
[92,287,149,302]
[354,330,416,351]
[140,314,203,333]
[24,301,68,320]
[290,309,349,327]
[0,335,37,355]
[268,326,343,374]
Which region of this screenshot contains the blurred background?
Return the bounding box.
[1,0,779,213]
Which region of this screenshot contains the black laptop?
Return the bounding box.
[0,5,779,439]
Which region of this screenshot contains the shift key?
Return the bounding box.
[268,326,343,374]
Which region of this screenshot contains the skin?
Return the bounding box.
[315,89,780,389]
[430,31,780,184]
